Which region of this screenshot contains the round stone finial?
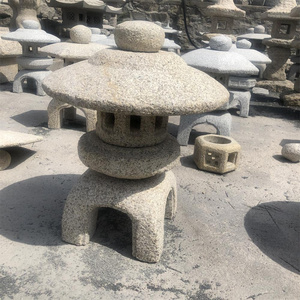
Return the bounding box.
[209,35,232,51]
[70,25,92,44]
[247,27,255,34]
[236,39,252,49]
[254,25,265,34]
[22,20,40,30]
[114,21,165,52]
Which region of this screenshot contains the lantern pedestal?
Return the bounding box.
[62,169,177,263]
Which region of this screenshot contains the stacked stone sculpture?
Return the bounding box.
[204,0,246,41]
[256,0,298,95]
[179,35,259,146]
[42,21,229,263]
[1,20,60,96]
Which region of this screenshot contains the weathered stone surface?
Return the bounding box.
[0,130,43,147]
[39,42,110,61]
[205,0,246,18]
[236,39,252,49]
[209,35,232,51]
[193,134,241,174]
[282,92,300,106]
[263,46,291,80]
[0,28,22,57]
[114,21,165,52]
[290,5,300,17]
[177,112,232,146]
[62,169,177,263]
[281,143,300,162]
[17,56,53,69]
[0,149,11,171]
[263,38,293,48]
[78,131,180,179]
[70,25,92,44]
[0,57,18,83]
[262,0,298,19]
[255,79,294,93]
[43,50,229,116]
[181,41,259,76]
[254,25,266,33]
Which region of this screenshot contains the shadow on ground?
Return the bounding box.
[0,175,133,257]
[4,147,36,169]
[244,201,300,275]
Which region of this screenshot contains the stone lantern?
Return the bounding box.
[42,21,229,263]
[261,0,298,82]
[1,20,60,96]
[204,0,246,41]
[179,35,259,146]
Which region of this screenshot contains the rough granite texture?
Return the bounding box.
[209,35,232,51]
[47,98,97,132]
[282,93,300,106]
[114,21,165,53]
[281,143,300,162]
[78,131,180,179]
[291,5,300,17]
[256,79,294,93]
[262,0,298,20]
[39,42,110,61]
[205,0,246,18]
[193,134,241,174]
[62,169,177,262]
[0,29,22,57]
[0,130,43,147]
[43,50,230,115]
[70,25,92,44]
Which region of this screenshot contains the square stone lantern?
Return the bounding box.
[42,21,229,263]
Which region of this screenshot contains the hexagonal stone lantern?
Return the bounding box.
[42,21,229,263]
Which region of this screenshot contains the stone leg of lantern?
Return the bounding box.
[13,70,52,96]
[61,113,180,263]
[177,111,232,146]
[48,98,97,132]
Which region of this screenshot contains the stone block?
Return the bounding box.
[193,134,241,174]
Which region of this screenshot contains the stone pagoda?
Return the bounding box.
[203,0,246,41]
[256,0,299,95]
[1,20,60,96]
[46,0,124,36]
[179,35,259,145]
[42,21,229,263]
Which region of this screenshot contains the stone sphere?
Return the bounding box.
[22,20,40,30]
[236,39,252,49]
[70,25,92,44]
[254,25,265,34]
[0,150,11,170]
[114,21,165,52]
[209,35,232,51]
[247,27,255,34]
[282,143,300,162]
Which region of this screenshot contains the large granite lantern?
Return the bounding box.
[42,21,229,263]
[1,20,60,96]
[204,0,246,41]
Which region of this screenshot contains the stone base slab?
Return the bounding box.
[62,169,177,263]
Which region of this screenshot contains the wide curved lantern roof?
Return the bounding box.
[43,21,229,116]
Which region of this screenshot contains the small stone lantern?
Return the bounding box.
[42,21,229,263]
[1,20,60,96]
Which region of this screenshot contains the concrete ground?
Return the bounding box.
[0,84,299,300]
